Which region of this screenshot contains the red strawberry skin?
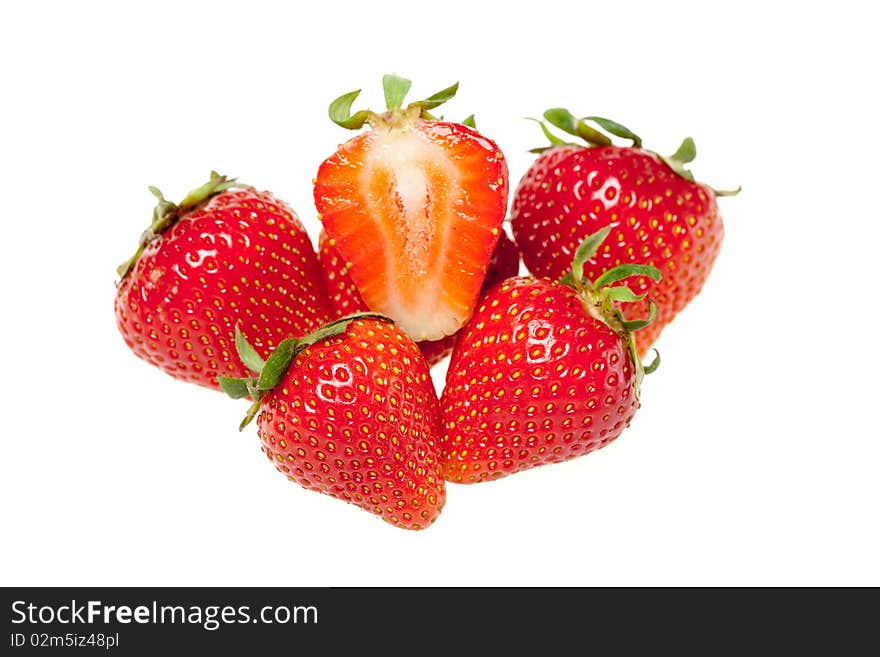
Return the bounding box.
[257,319,446,530]
[418,335,457,368]
[440,277,638,484]
[115,189,333,390]
[317,229,370,317]
[314,119,508,342]
[511,145,723,353]
[318,229,521,366]
[482,229,523,291]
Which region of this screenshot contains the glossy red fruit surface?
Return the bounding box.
[116,187,333,390]
[512,143,724,353]
[254,319,446,530]
[440,277,639,483]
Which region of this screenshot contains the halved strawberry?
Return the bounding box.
[313,75,508,342]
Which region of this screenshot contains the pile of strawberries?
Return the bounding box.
[115,75,735,530]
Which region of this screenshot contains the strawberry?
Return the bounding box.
[440,227,660,483]
[318,228,521,366]
[221,314,446,530]
[478,229,523,295]
[313,74,509,343]
[417,335,457,370]
[317,229,369,319]
[115,172,333,391]
[510,110,738,354]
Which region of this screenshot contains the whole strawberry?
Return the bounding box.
[314,74,508,343]
[511,110,738,354]
[115,172,333,391]
[221,314,446,530]
[318,228,521,366]
[440,227,660,483]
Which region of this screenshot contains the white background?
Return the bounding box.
[1,1,877,586]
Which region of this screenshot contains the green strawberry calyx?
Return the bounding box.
[561,226,662,396]
[529,108,741,196]
[220,312,392,431]
[116,171,249,283]
[329,73,475,131]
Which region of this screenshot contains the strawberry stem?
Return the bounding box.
[329,89,375,130]
[116,172,247,283]
[562,229,662,397]
[329,75,462,131]
[571,225,611,285]
[620,300,657,331]
[528,110,740,194]
[383,74,412,111]
[584,116,642,148]
[604,285,646,302]
[220,312,393,430]
[239,401,262,432]
[544,108,613,146]
[643,350,661,374]
[218,377,251,399]
[660,137,697,181]
[593,264,662,290]
[526,117,573,153]
[235,327,265,374]
[407,81,459,113]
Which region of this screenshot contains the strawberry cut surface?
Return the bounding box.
[314,119,508,342]
[318,228,521,366]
